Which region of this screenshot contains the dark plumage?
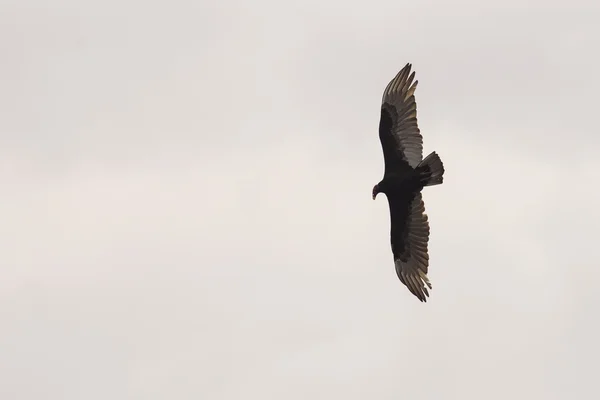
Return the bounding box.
[372,63,444,302]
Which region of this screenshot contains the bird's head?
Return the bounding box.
[372,184,380,200]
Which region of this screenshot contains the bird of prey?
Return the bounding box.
[372,63,445,302]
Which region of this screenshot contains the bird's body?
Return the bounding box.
[372,63,444,302]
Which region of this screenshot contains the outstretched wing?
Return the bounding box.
[378,63,423,173]
[389,192,432,302]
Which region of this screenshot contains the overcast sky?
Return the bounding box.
[1,0,599,399]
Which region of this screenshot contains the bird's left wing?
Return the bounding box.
[378,63,423,172]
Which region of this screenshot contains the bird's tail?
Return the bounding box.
[417,151,444,186]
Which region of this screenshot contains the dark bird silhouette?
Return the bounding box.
[372,63,444,302]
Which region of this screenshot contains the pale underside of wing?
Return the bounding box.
[394,193,432,302]
[380,63,424,169]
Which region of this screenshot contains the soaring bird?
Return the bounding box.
[372,63,444,302]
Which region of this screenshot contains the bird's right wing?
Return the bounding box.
[378,63,424,173]
[390,193,432,302]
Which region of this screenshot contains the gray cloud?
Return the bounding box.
[1,0,599,399]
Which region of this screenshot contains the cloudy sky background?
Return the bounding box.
[1,0,599,398]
